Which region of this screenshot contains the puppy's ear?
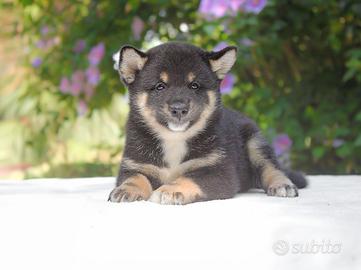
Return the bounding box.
[113,45,148,84]
[207,46,237,79]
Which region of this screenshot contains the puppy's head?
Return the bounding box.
[113,42,237,134]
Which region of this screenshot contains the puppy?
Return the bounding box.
[108,42,307,205]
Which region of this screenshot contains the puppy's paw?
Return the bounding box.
[148,178,203,205]
[267,182,298,197]
[108,185,145,202]
[108,174,152,203]
[149,187,186,205]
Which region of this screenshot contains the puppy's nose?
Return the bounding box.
[168,101,189,120]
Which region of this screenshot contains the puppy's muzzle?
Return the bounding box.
[168,100,190,121]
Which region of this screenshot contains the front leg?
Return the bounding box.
[108,173,153,202]
[149,177,204,205]
[149,166,238,205]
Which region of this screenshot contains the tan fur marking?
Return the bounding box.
[135,91,218,169]
[119,48,147,83]
[109,174,153,202]
[149,177,204,204]
[123,149,224,184]
[123,174,153,198]
[136,91,217,141]
[247,136,292,189]
[160,72,169,83]
[187,72,195,82]
[247,136,267,167]
[262,164,292,189]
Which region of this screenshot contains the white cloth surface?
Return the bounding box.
[0,176,360,270]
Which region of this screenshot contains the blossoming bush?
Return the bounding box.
[4,0,361,174]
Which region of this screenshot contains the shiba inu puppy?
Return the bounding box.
[108,42,307,205]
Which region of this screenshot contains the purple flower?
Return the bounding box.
[36,39,47,49]
[199,0,246,18]
[229,0,246,11]
[272,134,292,156]
[31,57,42,68]
[199,0,229,18]
[85,66,100,86]
[70,70,85,96]
[73,39,86,53]
[132,16,145,41]
[220,74,235,94]
[77,100,88,116]
[59,77,70,93]
[239,38,254,47]
[332,139,345,148]
[88,43,105,66]
[213,41,229,52]
[244,0,267,14]
[40,25,50,36]
[84,84,95,100]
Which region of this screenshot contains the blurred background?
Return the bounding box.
[0,0,360,180]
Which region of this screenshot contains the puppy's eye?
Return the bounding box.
[155,82,166,91]
[189,82,200,90]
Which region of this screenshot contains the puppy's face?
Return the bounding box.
[113,43,237,134]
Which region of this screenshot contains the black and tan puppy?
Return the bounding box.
[108,42,307,205]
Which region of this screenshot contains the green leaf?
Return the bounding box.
[355,135,361,146]
[312,146,325,160]
[336,144,352,158]
[355,112,361,122]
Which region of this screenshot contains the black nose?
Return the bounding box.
[168,101,189,120]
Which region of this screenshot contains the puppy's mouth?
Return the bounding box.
[167,121,190,132]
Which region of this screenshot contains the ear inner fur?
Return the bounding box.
[209,47,237,79]
[118,47,147,84]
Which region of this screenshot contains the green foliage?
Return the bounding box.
[26,163,118,179]
[2,0,361,175]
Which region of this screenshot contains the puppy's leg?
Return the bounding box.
[149,177,204,205]
[247,134,298,197]
[108,173,153,202]
[149,165,238,205]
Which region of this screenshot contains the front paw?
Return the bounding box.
[148,178,203,205]
[149,187,186,205]
[267,182,298,197]
[108,174,152,202]
[108,185,145,202]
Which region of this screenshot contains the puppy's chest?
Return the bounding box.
[161,138,188,168]
[123,136,223,184]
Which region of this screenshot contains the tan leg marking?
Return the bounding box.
[262,164,298,197]
[109,174,153,202]
[149,177,204,205]
[247,136,298,197]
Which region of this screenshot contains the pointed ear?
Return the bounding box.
[207,46,237,79]
[112,45,148,84]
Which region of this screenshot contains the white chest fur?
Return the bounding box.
[162,137,188,168]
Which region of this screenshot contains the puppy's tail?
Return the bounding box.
[284,170,308,189]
